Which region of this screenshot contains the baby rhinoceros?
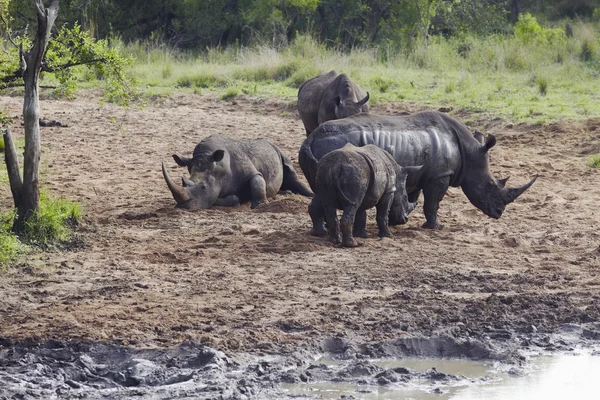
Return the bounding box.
[311,144,421,248]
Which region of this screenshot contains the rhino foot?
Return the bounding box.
[421,221,443,230]
[311,227,327,237]
[251,200,268,209]
[342,238,361,248]
[378,229,393,238]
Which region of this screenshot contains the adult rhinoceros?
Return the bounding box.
[297,71,370,135]
[163,135,313,209]
[299,111,537,231]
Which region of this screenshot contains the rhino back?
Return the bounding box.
[307,112,464,190]
[316,150,370,208]
[240,140,284,196]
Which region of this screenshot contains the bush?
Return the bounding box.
[514,14,566,45]
[589,154,600,168]
[20,191,82,246]
[0,211,22,269]
[220,86,239,100]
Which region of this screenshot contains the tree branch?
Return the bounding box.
[41,58,107,72]
[3,128,23,209]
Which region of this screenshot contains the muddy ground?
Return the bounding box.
[0,92,599,398]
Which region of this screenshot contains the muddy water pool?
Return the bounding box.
[283,351,600,399]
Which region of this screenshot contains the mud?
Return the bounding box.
[0,92,599,397]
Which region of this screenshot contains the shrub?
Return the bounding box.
[589,154,600,168]
[286,66,320,88]
[20,191,82,246]
[220,86,239,100]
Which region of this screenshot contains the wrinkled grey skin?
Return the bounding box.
[311,144,421,247]
[163,135,313,209]
[298,70,370,136]
[299,111,537,230]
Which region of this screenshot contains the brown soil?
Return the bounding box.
[1,93,599,355]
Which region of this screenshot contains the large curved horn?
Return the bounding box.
[504,175,538,204]
[162,161,190,205]
[356,92,370,107]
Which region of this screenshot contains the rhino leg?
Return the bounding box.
[249,175,269,209]
[308,197,327,237]
[421,176,450,230]
[352,209,368,238]
[324,206,342,245]
[340,207,360,248]
[376,192,394,238]
[281,162,314,197]
[213,195,240,207]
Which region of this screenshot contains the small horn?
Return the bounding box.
[162,161,190,205]
[505,175,538,204]
[356,92,370,107]
[182,177,196,187]
[498,176,510,188]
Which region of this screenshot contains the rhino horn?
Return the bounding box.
[504,175,538,204]
[182,176,196,187]
[498,176,510,188]
[162,161,191,205]
[356,92,370,107]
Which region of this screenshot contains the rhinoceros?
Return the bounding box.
[312,143,421,247]
[299,111,537,230]
[297,71,370,135]
[163,135,313,209]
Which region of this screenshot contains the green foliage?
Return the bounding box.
[220,86,239,100]
[45,23,137,104]
[176,73,228,88]
[514,13,566,45]
[589,154,600,168]
[0,210,22,269]
[20,191,82,246]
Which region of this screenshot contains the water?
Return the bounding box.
[283,352,600,400]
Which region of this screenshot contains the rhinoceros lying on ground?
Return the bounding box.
[299,111,537,231]
[298,71,370,135]
[312,143,421,247]
[163,135,313,209]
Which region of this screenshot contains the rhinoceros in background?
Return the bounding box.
[312,143,421,247]
[299,111,537,231]
[163,135,313,209]
[297,70,370,135]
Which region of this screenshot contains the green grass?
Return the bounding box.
[89,22,600,125]
[589,154,600,168]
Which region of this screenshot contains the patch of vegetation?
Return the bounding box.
[589,154,600,168]
[0,191,81,268]
[176,72,229,88]
[220,86,239,100]
[16,190,81,248]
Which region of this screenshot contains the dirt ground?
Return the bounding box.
[1,92,599,357]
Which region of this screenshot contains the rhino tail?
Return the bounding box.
[279,151,314,197]
[332,164,355,206]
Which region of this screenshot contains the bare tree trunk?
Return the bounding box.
[4,0,60,232]
[3,128,23,209]
[510,0,522,24]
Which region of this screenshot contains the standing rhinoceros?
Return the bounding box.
[312,143,421,247]
[297,71,370,136]
[163,135,313,209]
[299,111,537,231]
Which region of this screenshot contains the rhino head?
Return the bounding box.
[162,149,230,209]
[333,92,370,119]
[389,165,423,225]
[460,134,537,219]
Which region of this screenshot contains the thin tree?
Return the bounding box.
[3,0,60,232]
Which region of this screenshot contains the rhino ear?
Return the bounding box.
[483,135,496,153]
[498,176,510,188]
[212,149,225,162]
[332,95,343,107]
[473,131,485,144]
[173,154,192,168]
[402,165,424,177]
